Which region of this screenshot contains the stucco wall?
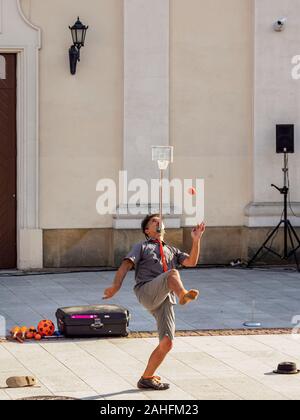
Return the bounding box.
[19,0,300,269]
[254,0,300,203]
[21,0,123,229]
[20,0,254,230]
[170,0,254,226]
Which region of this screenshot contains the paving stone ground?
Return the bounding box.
[1,334,300,400]
[0,267,299,334]
[1,267,300,400]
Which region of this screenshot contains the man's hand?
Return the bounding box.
[191,222,206,241]
[102,286,119,300]
[102,259,134,301]
[182,223,205,267]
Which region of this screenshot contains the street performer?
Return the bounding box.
[103,214,205,391]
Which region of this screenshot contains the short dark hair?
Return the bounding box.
[141,214,159,237]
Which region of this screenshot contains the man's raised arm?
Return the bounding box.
[102,259,134,300]
[182,222,205,268]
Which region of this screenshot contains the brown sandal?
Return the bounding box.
[179,289,199,305]
[137,376,170,391]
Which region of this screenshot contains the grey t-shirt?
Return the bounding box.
[124,238,189,287]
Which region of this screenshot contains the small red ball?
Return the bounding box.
[188,187,197,196]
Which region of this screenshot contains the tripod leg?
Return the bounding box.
[287,222,300,272]
[248,221,283,266]
[287,222,300,249]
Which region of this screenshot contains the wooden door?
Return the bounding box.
[0,54,17,268]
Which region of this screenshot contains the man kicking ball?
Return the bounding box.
[103,214,205,391]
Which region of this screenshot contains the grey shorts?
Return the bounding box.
[134,271,177,342]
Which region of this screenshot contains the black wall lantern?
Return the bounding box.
[69,17,89,75]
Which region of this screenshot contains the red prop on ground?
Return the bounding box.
[37,320,55,337]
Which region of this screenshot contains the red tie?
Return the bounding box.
[154,240,168,272]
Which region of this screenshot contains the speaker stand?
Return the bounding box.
[248,153,300,271]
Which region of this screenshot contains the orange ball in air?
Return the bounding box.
[188,187,196,196]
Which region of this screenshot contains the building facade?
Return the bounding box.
[0,0,299,269]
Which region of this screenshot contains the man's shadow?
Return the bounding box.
[81,389,148,400]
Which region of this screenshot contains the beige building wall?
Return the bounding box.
[246,0,300,228]
[19,0,295,268]
[21,0,123,229]
[170,0,254,227]
[20,0,254,232]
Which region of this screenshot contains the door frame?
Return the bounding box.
[0,0,42,269]
[0,53,17,267]
[0,48,41,269]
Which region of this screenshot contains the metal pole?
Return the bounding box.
[159,169,163,232]
[284,153,288,258]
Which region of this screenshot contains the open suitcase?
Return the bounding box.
[55,304,130,338]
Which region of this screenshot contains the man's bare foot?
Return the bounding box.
[179,289,199,305]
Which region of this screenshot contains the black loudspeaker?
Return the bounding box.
[276,124,294,153]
